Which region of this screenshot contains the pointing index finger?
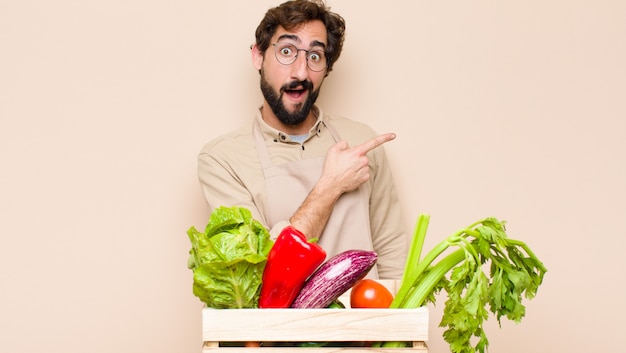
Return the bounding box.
[355,133,396,155]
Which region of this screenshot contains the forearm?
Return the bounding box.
[289,179,343,240]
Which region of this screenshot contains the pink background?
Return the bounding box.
[1,1,624,352]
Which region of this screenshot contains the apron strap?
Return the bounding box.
[253,119,273,171]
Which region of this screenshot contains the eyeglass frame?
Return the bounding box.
[271,42,328,72]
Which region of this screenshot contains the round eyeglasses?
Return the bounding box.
[272,42,327,72]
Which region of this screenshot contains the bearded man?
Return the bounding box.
[197,0,407,279]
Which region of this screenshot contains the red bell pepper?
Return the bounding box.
[258,226,326,308]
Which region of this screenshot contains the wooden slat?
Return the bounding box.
[202,307,428,342]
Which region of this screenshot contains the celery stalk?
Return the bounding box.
[396,249,465,308]
[400,214,430,282]
[391,223,478,309]
[390,238,449,308]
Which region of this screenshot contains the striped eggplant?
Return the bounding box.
[290,249,377,309]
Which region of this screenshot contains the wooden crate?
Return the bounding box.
[201,280,429,352]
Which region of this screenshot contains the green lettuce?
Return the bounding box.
[187,206,274,308]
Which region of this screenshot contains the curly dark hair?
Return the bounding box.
[255,0,346,73]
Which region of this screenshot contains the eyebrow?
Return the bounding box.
[276,34,327,49]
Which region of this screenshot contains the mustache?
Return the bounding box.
[281,80,313,92]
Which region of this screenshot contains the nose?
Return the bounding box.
[290,52,309,81]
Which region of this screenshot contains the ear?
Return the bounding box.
[251,44,264,71]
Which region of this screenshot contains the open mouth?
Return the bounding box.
[284,87,308,100]
[282,80,312,101]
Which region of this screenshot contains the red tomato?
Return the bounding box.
[349,279,394,308]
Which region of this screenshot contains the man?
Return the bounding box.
[198,0,407,279]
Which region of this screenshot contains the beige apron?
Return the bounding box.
[253,119,379,279]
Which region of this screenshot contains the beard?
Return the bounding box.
[260,70,320,126]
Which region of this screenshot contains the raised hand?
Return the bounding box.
[320,133,396,194]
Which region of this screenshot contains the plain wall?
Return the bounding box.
[1,1,624,352]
